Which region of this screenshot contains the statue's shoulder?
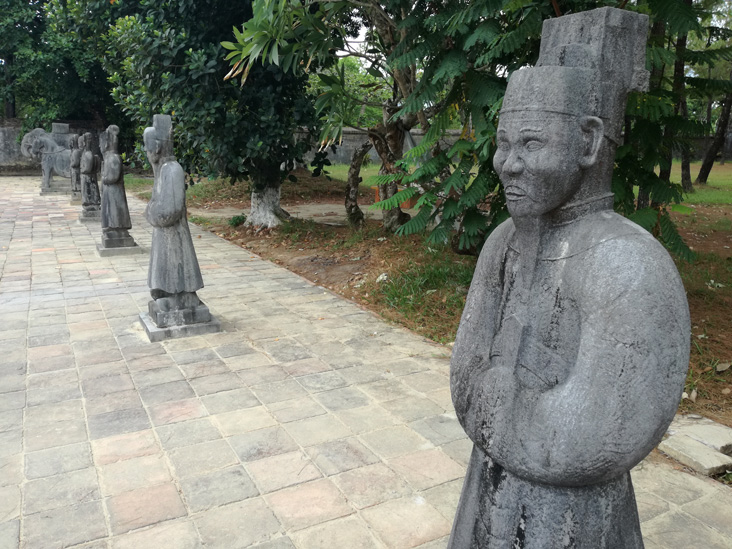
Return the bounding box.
[160,160,185,183]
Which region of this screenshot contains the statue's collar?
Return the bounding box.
[549,193,614,226]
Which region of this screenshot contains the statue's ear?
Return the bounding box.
[579,116,603,169]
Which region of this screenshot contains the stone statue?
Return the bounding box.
[69,134,82,203]
[448,8,690,548]
[100,125,135,248]
[79,132,101,221]
[143,114,211,330]
[20,127,71,192]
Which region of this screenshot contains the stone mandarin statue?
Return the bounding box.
[143,114,209,328]
[69,134,82,203]
[79,132,101,220]
[100,124,135,248]
[448,8,690,548]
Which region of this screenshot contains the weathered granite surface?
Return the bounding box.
[79,132,101,221]
[142,114,217,337]
[448,8,690,548]
[100,125,136,249]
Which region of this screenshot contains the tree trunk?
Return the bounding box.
[680,99,693,193]
[345,140,372,229]
[369,120,410,232]
[3,53,15,119]
[695,68,732,185]
[247,163,290,228]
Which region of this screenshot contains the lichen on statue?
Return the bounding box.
[448,8,690,548]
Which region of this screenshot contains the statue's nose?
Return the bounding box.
[504,150,524,175]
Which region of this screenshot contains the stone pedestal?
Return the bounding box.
[40,179,72,195]
[79,209,101,222]
[138,309,221,342]
[96,243,144,257]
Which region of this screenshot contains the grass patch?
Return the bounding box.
[188,215,216,227]
[367,244,476,344]
[322,163,382,189]
[671,161,732,205]
[187,177,250,207]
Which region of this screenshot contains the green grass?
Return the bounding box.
[124,175,153,193]
[323,163,382,188]
[670,161,732,205]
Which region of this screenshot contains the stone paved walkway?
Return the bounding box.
[1,175,731,549]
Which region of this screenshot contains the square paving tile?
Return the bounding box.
[169,439,239,478]
[213,406,277,437]
[156,418,222,451]
[99,454,172,496]
[88,408,150,440]
[284,414,351,448]
[25,442,92,479]
[24,419,87,452]
[292,515,381,549]
[107,482,186,535]
[247,451,322,494]
[23,468,100,515]
[314,386,372,412]
[179,466,258,513]
[361,496,451,548]
[139,380,196,406]
[91,430,160,465]
[267,396,327,424]
[333,463,412,510]
[0,485,20,522]
[0,520,19,549]
[229,426,298,462]
[190,373,243,396]
[194,498,281,549]
[306,437,380,476]
[148,398,207,426]
[201,387,260,414]
[110,520,202,549]
[360,426,432,459]
[21,501,107,549]
[265,478,352,532]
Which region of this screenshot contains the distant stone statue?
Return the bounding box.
[69,134,82,203]
[140,114,218,339]
[79,132,101,221]
[20,127,71,192]
[448,8,690,549]
[99,125,135,248]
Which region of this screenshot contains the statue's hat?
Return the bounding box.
[502,7,649,144]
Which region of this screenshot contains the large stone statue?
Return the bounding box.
[448,8,690,548]
[79,132,102,221]
[20,125,72,193]
[99,124,136,249]
[69,134,82,204]
[139,114,219,340]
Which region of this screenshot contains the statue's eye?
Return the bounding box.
[497,139,510,152]
[525,139,544,152]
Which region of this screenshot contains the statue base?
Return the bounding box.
[79,208,101,223]
[70,191,82,205]
[102,231,137,249]
[96,243,144,257]
[147,299,213,328]
[138,311,221,342]
[40,184,71,196]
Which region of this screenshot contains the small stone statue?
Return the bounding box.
[142,114,215,334]
[69,134,82,204]
[79,132,101,221]
[448,8,690,548]
[100,125,135,248]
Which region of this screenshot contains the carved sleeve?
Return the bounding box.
[102,155,122,187]
[483,237,690,487]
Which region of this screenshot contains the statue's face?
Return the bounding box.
[494,113,585,219]
[143,128,160,165]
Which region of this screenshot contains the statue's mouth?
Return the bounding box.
[504,186,527,200]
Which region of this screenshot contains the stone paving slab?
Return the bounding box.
[1,175,732,548]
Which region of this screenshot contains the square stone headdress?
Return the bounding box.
[501,7,650,145]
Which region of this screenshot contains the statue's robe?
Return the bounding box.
[449,197,689,548]
[145,159,203,294]
[101,152,132,231]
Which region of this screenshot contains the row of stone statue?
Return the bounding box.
[22,117,217,341]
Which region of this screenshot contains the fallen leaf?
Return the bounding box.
[722,388,731,395]
[690,388,697,402]
[716,362,731,373]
